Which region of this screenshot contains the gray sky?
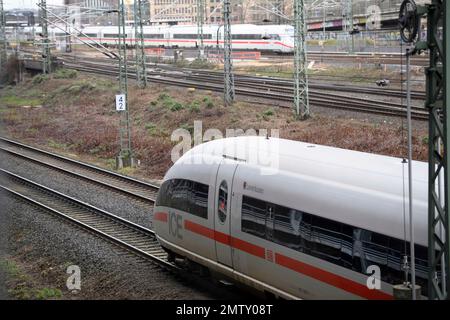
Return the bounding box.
[4,0,63,10]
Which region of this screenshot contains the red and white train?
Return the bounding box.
[23,24,295,53]
[153,136,430,299]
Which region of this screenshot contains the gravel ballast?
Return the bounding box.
[0,152,154,230]
[0,192,215,299]
[0,154,254,300]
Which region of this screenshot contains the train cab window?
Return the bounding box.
[241,196,267,238]
[171,179,192,213]
[261,34,280,40]
[155,180,170,207]
[217,181,228,224]
[155,179,208,219]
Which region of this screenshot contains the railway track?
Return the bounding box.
[0,137,159,204]
[0,140,256,299]
[57,54,426,99]
[60,59,429,121]
[0,168,171,268]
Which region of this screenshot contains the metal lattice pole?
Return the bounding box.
[293,0,309,119]
[134,0,147,88]
[223,0,234,106]
[0,0,7,70]
[424,0,449,300]
[344,0,354,54]
[65,5,72,53]
[197,0,205,59]
[40,0,51,74]
[117,0,134,168]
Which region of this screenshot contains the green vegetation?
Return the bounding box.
[202,96,214,109]
[306,39,338,46]
[261,108,275,121]
[0,258,63,300]
[180,123,194,135]
[188,58,216,69]
[53,68,78,80]
[151,93,216,112]
[0,95,42,107]
[187,100,200,113]
[35,288,62,300]
[48,139,70,150]
[32,74,49,85]
[117,166,136,176]
[0,259,20,277]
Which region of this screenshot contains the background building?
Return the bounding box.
[54,0,428,28]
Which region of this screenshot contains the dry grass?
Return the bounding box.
[0,72,428,180]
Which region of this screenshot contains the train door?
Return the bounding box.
[214,159,239,268]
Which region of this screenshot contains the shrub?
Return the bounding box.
[170,102,184,111]
[32,74,49,85]
[53,68,78,79]
[188,101,200,113]
[202,96,214,109]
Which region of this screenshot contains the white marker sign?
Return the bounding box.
[116,94,126,111]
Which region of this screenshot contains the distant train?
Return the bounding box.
[21,24,295,54]
[153,136,430,299]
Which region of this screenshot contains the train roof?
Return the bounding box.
[186,136,427,183]
[176,136,429,244]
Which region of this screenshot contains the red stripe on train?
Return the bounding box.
[77,37,293,48]
[157,214,392,299]
[184,220,265,258]
[153,211,168,223]
[275,253,393,300]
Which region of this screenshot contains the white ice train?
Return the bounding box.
[153,136,431,300]
[22,24,295,53]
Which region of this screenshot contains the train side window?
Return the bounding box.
[191,182,209,219]
[414,244,429,296]
[241,196,267,238]
[144,34,164,39]
[218,181,228,224]
[386,237,404,283]
[274,206,311,253]
[341,224,354,269]
[366,232,389,269]
[310,216,342,264]
[104,34,120,38]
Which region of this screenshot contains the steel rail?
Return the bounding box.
[0,137,159,203]
[0,168,173,269]
[58,56,426,100]
[63,61,429,120]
